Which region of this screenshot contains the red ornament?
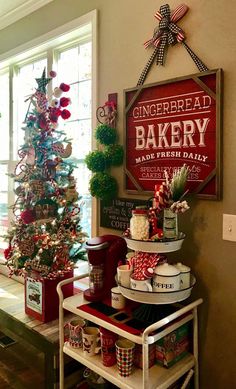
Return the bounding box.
[28,115,36,122]
[61,109,71,120]
[4,245,12,259]
[49,107,61,122]
[50,70,57,78]
[60,97,70,107]
[21,209,36,224]
[33,234,47,242]
[38,114,47,129]
[60,83,70,92]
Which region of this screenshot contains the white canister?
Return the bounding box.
[111,287,126,309]
[130,209,149,240]
[153,263,181,292]
[175,262,191,289]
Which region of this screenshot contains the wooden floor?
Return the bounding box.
[0,262,89,389]
[0,332,44,388]
[0,334,86,389]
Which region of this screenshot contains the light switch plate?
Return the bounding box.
[223,214,236,241]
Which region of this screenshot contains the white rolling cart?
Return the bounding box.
[57,236,203,389]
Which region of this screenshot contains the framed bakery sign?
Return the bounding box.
[124,69,223,199]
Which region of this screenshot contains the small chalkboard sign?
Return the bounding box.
[100,197,147,231]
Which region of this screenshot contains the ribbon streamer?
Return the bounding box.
[137,3,209,86]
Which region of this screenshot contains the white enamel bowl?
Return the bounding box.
[125,233,186,253]
[118,274,196,305]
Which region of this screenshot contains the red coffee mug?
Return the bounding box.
[100,327,118,367]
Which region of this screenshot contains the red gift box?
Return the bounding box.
[25,270,73,322]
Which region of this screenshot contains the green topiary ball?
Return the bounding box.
[89,172,118,201]
[85,150,106,172]
[104,144,124,166]
[95,124,117,145]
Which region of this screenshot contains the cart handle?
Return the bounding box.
[142,297,203,341]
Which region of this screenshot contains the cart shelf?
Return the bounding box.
[64,343,195,389]
[57,275,203,389]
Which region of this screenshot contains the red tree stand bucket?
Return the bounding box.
[25,270,73,322]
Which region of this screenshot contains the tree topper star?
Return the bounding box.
[35,68,51,94]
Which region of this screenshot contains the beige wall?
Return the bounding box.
[0,1,235,388]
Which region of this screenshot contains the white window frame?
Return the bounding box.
[0,10,98,265]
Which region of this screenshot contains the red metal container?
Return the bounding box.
[25,270,73,322]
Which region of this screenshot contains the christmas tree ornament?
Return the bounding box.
[49,70,57,78]
[18,239,35,256]
[20,209,36,224]
[26,147,36,165]
[60,97,71,107]
[65,176,79,203]
[52,141,72,158]
[53,87,63,98]
[61,109,71,120]
[29,180,44,197]
[51,98,59,107]
[60,83,70,92]
[35,68,52,94]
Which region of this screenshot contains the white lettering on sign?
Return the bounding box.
[132,94,212,119]
[139,164,203,181]
[135,152,208,165]
[135,118,209,150]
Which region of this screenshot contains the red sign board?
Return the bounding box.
[125,69,222,199]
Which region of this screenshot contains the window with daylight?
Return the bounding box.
[0,11,97,260]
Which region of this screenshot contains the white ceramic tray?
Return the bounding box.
[125,233,186,253]
[118,274,196,305]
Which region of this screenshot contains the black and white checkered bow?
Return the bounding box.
[137,3,209,86]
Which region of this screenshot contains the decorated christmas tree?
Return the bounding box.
[4,69,87,279]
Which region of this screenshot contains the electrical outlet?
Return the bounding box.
[223,214,236,241]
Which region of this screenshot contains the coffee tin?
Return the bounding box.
[153,263,181,292]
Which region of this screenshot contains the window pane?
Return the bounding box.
[78,80,91,119]
[63,120,91,160]
[57,43,92,237]
[79,42,92,81]
[73,163,91,237]
[13,58,47,158]
[0,164,9,256]
[68,83,79,119]
[0,72,9,160]
[57,47,79,84]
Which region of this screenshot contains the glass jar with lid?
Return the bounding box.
[130,209,149,240]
